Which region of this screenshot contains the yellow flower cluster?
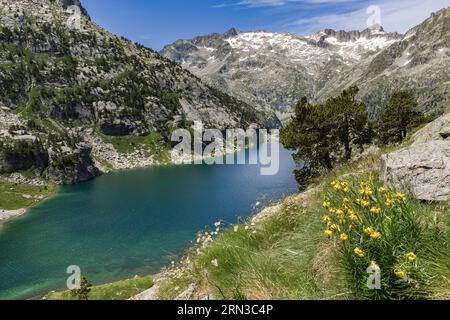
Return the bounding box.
[384,192,407,208]
[360,186,373,197]
[406,252,417,262]
[354,247,365,258]
[323,178,422,292]
[331,181,350,193]
[392,253,418,280]
[395,269,406,279]
[364,227,382,240]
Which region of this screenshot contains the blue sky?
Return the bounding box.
[82,0,450,50]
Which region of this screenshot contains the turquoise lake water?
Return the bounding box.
[0,144,297,299]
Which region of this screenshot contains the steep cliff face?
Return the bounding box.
[55,0,90,18]
[0,0,275,184]
[161,8,450,120]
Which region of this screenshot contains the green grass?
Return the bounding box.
[323,175,447,299]
[97,131,170,164]
[47,275,153,300]
[156,189,348,300]
[93,156,114,173]
[0,179,57,210]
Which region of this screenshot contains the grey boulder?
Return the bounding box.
[380,141,450,201]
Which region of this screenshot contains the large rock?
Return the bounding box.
[412,113,450,144]
[380,141,450,201]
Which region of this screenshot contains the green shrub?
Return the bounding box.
[322,176,436,299]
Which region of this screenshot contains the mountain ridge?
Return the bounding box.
[161,7,450,120]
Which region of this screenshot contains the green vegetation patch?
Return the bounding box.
[47,275,153,300]
[98,131,170,163]
[0,179,56,210]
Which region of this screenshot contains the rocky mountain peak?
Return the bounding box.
[55,0,90,19]
[223,27,239,38]
[161,6,450,120]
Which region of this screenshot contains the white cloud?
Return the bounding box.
[216,0,450,35]
[215,0,360,8]
[289,0,450,34]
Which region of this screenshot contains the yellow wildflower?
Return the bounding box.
[331,181,338,187]
[329,208,337,214]
[406,252,417,262]
[385,198,395,207]
[323,201,331,209]
[349,213,359,222]
[340,233,349,242]
[360,187,373,197]
[354,247,366,258]
[364,227,375,236]
[370,207,381,215]
[370,231,382,240]
[343,198,351,205]
[341,182,350,193]
[395,269,406,279]
[322,215,331,224]
[330,224,338,231]
[361,200,370,208]
[396,192,407,202]
[336,209,345,217]
[334,184,342,192]
[324,230,333,238]
[379,187,387,193]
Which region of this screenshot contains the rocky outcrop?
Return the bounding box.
[380,141,450,201]
[56,0,90,19]
[380,113,450,202]
[0,137,49,173]
[412,112,450,144]
[46,144,101,184]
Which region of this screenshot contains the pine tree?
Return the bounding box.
[327,85,370,160]
[378,91,424,144]
[281,86,372,189]
[70,276,92,300]
[280,97,338,188]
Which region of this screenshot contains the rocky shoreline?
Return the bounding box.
[0,208,27,222]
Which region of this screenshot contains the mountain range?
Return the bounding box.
[0,0,277,184]
[0,0,449,185]
[161,7,450,121]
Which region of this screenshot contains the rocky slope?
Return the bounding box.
[323,7,450,119]
[381,111,450,201]
[161,7,450,120]
[0,0,275,185]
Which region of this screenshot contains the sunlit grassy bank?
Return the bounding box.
[154,145,449,300]
[0,179,56,211]
[46,275,153,300]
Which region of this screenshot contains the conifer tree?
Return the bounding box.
[327,85,370,160]
[378,91,424,144]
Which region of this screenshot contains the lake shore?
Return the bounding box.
[0,208,27,222]
[0,139,253,224]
